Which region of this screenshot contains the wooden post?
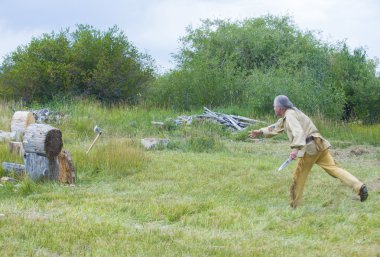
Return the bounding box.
[11,111,35,141]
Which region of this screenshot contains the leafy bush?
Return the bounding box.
[0,25,155,104]
[147,15,380,123]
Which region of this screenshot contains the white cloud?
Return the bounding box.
[0,0,379,72]
[0,21,46,62]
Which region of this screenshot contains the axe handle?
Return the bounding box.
[86,134,101,154]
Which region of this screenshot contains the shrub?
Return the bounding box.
[0,25,155,105]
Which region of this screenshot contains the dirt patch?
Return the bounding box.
[367,178,380,192]
[331,146,374,159]
[349,148,369,156]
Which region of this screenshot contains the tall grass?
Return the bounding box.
[75,137,149,179]
[0,100,24,131]
[315,116,380,147]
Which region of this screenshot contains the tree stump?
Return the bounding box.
[58,150,76,184]
[24,153,59,181]
[11,111,35,141]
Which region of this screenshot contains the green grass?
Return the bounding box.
[0,100,379,256]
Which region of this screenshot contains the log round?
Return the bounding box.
[23,124,63,159]
[10,111,36,140]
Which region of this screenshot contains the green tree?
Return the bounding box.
[148,15,378,123]
[330,44,380,123]
[0,25,155,104]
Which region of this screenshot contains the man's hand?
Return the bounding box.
[249,130,262,138]
[290,148,298,160]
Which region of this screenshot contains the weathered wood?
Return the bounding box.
[1,177,18,183]
[11,111,35,141]
[151,121,165,126]
[8,141,24,157]
[141,138,170,149]
[221,114,243,131]
[58,150,76,184]
[229,114,267,124]
[23,124,63,159]
[202,107,266,130]
[47,157,59,181]
[2,162,25,175]
[24,153,48,180]
[204,107,243,130]
[24,153,59,181]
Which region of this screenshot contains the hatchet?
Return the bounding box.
[86,125,102,154]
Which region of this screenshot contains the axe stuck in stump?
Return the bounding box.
[86,125,102,154]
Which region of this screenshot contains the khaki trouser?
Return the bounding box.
[290,149,363,208]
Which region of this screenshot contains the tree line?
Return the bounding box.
[0,16,379,123]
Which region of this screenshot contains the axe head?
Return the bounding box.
[94,125,102,135]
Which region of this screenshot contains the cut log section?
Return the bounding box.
[2,162,25,175]
[24,153,59,181]
[23,124,63,159]
[11,111,35,141]
[8,141,24,157]
[58,150,76,184]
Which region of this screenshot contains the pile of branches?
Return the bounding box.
[173,107,266,130]
[32,109,65,123]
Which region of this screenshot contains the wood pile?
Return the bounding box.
[32,108,65,123]
[171,107,266,130]
[1,111,75,184]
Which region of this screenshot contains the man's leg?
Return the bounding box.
[290,154,316,208]
[316,149,368,201]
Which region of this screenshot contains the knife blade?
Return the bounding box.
[278,157,293,172]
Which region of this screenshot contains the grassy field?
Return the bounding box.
[0,99,379,256]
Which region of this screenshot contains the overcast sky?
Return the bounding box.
[1,0,379,73]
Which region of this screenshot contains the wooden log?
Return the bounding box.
[24,153,48,180]
[48,157,59,181]
[58,150,76,184]
[221,114,243,131]
[151,121,165,126]
[8,141,24,157]
[23,124,63,159]
[2,162,25,175]
[11,111,35,141]
[24,153,59,181]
